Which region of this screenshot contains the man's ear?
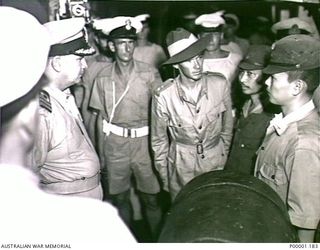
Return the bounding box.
[108,41,115,53]
[291,79,306,96]
[51,56,61,72]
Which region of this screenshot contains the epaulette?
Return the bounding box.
[39,90,52,113]
[154,79,175,96]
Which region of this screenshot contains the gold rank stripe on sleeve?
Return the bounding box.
[39,90,52,113]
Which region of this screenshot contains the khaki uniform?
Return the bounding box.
[90,60,161,195]
[74,56,110,132]
[151,73,233,199]
[31,86,102,199]
[255,101,320,229]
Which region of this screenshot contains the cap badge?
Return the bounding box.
[125,19,132,30]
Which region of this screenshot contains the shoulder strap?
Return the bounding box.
[39,90,52,113]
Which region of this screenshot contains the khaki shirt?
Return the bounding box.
[255,101,320,229]
[90,60,161,128]
[151,73,233,197]
[74,58,109,129]
[32,86,100,184]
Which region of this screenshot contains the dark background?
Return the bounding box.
[89,1,320,47]
[2,0,319,48]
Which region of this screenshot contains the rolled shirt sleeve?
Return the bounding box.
[89,78,106,116]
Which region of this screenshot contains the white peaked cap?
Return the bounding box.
[44,18,95,57]
[271,17,314,34]
[135,14,150,22]
[195,11,225,28]
[44,17,86,45]
[0,7,50,107]
[93,16,143,35]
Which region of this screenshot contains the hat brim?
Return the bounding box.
[162,35,210,65]
[109,34,137,40]
[239,61,264,71]
[262,64,292,75]
[263,62,320,75]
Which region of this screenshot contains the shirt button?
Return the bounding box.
[240,144,245,148]
[81,177,86,180]
[178,124,182,127]
[217,114,220,118]
[261,146,265,150]
[199,139,203,143]
[196,109,200,113]
[198,125,202,129]
[221,153,225,157]
[201,155,205,159]
[271,175,275,180]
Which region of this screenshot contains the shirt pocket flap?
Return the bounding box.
[206,101,226,122]
[260,163,287,185]
[168,117,193,128]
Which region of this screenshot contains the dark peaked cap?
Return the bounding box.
[263,34,320,75]
[239,45,271,70]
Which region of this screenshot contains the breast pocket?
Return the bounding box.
[259,163,288,186]
[205,102,226,134]
[168,118,194,139]
[206,101,226,123]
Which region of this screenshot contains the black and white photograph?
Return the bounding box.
[0,0,319,248]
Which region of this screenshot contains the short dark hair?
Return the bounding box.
[287,68,320,94]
